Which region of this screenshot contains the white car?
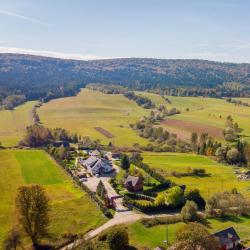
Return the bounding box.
[79,177,87,182]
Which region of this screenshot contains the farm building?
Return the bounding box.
[124,175,143,192]
[79,156,113,175]
[213,227,241,250]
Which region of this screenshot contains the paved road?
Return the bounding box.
[60,211,178,250]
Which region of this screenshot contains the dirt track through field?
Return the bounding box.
[94,127,115,138]
[162,119,223,139]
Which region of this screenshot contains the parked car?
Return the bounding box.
[79,177,87,182]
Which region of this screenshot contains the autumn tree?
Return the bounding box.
[226,148,240,164]
[21,125,52,147]
[16,185,49,248]
[181,200,198,222]
[244,143,250,167]
[130,152,143,164]
[225,115,233,128]
[174,223,220,250]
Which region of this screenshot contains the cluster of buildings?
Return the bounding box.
[75,149,144,193]
[78,150,113,176]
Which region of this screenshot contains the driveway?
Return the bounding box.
[60,211,179,250]
[84,176,128,212]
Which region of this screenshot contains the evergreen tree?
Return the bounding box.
[121,154,130,171]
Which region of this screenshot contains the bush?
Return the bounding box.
[166,186,184,207]
[140,215,182,228]
[181,200,198,222]
[184,188,206,207]
[107,227,129,250]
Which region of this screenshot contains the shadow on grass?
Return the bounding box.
[203,214,250,229]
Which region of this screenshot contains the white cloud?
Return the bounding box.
[0,47,109,60]
[0,9,50,26]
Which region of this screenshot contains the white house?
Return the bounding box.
[79,156,113,175]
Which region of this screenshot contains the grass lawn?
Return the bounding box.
[38,89,150,147]
[0,149,106,248]
[0,101,36,147]
[128,221,183,249]
[128,215,250,249]
[142,152,250,199]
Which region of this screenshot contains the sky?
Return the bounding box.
[0,0,250,62]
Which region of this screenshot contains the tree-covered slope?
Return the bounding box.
[1,53,250,100]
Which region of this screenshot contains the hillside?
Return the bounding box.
[1,54,250,101]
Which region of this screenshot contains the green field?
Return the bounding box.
[0,149,106,247]
[38,89,149,147]
[128,215,250,249]
[136,92,250,142]
[0,101,36,147]
[142,152,250,198]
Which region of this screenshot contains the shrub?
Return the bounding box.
[184,188,206,207]
[140,215,182,228]
[181,200,198,222]
[166,186,184,207]
[107,227,129,250]
[175,223,220,250]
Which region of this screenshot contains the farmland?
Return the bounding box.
[142,152,250,198]
[38,89,149,146]
[0,149,106,248]
[136,92,250,142]
[0,101,36,147]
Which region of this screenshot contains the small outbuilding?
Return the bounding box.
[124,175,143,192]
[213,227,241,250]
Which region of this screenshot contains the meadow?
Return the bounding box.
[142,152,250,198]
[0,101,36,147]
[136,92,250,142]
[38,89,149,147]
[0,149,106,248]
[128,215,250,249]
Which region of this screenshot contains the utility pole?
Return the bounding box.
[164,222,169,245]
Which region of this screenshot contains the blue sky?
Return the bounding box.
[0,0,250,62]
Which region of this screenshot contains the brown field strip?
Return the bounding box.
[94,127,115,138]
[162,119,223,139]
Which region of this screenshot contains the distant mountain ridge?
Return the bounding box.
[0,53,250,100]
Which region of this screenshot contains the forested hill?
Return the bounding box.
[1,53,250,101]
